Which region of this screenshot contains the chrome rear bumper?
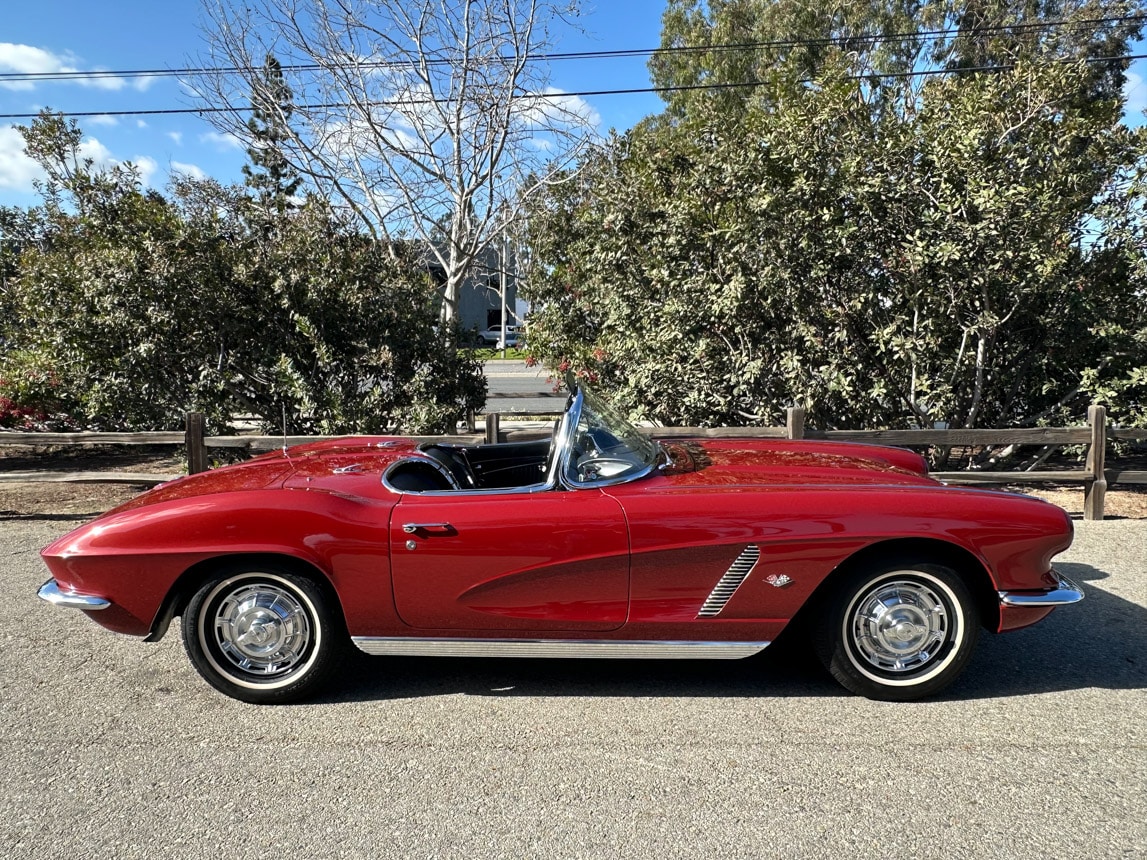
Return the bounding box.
[38,579,110,611]
[998,573,1084,607]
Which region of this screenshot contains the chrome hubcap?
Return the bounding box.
[212,583,311,677]
[850,579,949,673]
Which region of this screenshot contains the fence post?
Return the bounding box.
[185,412,208,475]
[786,407,806,440]
[485,412,500,445]
[1084,404,1107,521]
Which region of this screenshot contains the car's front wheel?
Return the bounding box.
[816,562,979,701]
[181,565,342,704]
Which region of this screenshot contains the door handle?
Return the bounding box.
[402,522,456,535]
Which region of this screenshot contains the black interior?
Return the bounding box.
[387,438,554,493]
[386,460,457,492]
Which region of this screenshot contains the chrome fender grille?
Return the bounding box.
[697,546,761,618]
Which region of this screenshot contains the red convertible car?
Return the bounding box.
[40,387,1082,704]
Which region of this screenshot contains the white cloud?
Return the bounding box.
[166,131,183,145]
[76,136,115,170]
[136,119,148,129]
[79,145,158,188]
[88,114,118,127]
[170,160,206,180]
[0,127,159,195]
[0,42,138,92]
[0,124,44,191]
[321,115,421,157]
[201,131,242,150]
[516,88,602,130]
[0,43,60,91]
[131,155,158,187]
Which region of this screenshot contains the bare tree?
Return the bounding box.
[191,0,595,320]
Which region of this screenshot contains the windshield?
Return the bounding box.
[560,388,661,487]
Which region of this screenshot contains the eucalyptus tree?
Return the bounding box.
[1,112,485,433]
[522,3,1147,431]
[650,0,1144,116]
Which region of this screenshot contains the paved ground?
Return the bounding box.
[484,360,562,415]
[1,518,1143,859]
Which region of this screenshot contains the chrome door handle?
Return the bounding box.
[402,522,455,535]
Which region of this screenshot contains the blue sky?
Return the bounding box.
[2,1,1145,210]
[0,0,668,208]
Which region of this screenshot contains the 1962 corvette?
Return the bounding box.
[39,386,1082,704]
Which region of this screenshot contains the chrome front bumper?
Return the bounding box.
[38,579,110,611]
[998,573,1084,607]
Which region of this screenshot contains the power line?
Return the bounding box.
[0,13,1142,85]
[1,51,1142,122]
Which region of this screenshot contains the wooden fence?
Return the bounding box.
[1,405,1143,521]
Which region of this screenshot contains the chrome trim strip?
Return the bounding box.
[999,574,1085,607]
[37,579,111,611]
[384,479,554,498]
[351,637,770,660]
[697,546,761,618]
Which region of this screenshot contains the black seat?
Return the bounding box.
[421,445,477,488]
[387,461,455,492]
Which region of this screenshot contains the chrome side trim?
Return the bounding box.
[999,573,1085,607]
[382,479,554,497]
[697,546,761,618]
[37,579,111,611]
[351,637,770,660]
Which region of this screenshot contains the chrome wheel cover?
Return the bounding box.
[200,577,316,687]
[845,573,960,681]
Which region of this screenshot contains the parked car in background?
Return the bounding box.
[477,324,522,347]
[39,385,1081,704]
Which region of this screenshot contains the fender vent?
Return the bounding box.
[697,546,761,618]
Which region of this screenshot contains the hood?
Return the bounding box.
[659,439,936,488]
[100,436,421,517]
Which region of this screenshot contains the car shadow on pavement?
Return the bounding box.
[325,650,839,704]
[319,561,1144,705]
[946,561,1145,700]
[0,511,103,522]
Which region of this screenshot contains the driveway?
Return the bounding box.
[1,518,1143,859]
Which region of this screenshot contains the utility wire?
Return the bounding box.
[0,12,1142,84]
[1,51,1142,121]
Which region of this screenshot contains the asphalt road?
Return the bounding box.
[484,360,563,415]
[2,518,1144,859]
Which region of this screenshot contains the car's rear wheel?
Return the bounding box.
[181,565,342,704]
[816,562,979,701]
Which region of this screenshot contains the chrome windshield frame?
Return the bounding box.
[556,387,660,490]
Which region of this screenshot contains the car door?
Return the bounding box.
[389,488,630,631]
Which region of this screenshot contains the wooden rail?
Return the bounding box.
[1,404,1142,520]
